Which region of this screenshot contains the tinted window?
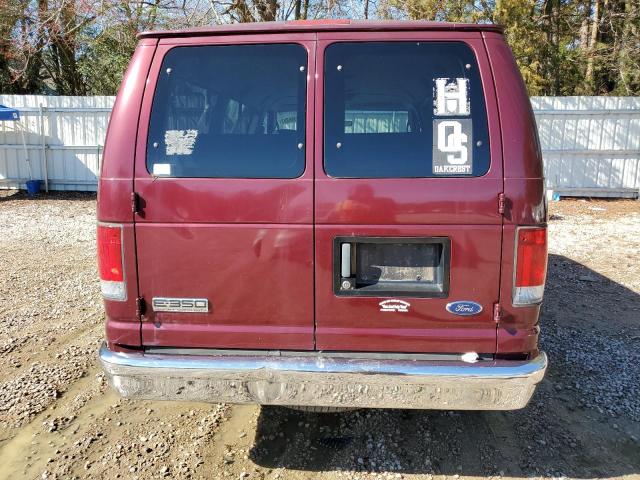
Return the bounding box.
[324,42,490,178]
[147,44,307,178]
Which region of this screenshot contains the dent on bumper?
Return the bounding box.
[99,344,547,410]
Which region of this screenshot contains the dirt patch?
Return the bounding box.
[0,194,638,480]
[549,197,639,219]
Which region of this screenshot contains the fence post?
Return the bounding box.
[38,103,49,192]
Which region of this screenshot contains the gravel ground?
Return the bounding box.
[0,191,638,480]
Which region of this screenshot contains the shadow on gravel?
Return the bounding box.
[0,190,96,202]
[250,255,640,478]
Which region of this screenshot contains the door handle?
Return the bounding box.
[339,243,356,290]
[341,243,351,278]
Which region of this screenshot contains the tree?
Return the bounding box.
[382,0,640,96]
[1,0,639,95]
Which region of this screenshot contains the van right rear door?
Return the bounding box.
[314,31,504,354]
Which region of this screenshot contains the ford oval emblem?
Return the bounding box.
[446,301,483,316]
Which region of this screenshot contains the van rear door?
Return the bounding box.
[314,32,503,353]
[134,35,315,350]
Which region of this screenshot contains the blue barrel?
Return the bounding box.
[26,180,42,197]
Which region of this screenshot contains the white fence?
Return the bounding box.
[0,95,113,191]
[532,96,640,198]
[0,95,639,197]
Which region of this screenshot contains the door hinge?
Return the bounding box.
[493,303,502,323]
[131,192,141,215]
[136,297,146,317]
[498,193,506,215]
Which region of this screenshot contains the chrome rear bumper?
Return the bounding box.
[99,344,547,410]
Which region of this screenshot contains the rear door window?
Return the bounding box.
[147,44,307,178]
[324,42,490,178]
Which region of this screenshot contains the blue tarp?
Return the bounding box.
[0,105,20,121]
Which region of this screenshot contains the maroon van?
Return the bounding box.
[98,20,548,411]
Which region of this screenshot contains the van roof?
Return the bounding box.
[139,20,504,39]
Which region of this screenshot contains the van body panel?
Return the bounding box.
[483,32,543,180]
[503,177,546,225]
[99,40,157,180]
[483,33,546,355]
[313,33,503,353]
[98,41,157,349]
[498,326,540,356]
[315,225,501,353]
[140,21,503,40]
[100,23,545,360]
[136,223,314,349]
[98,41,157,221]
[106,320,140,348]
[496,224,542,355]
[315,178,502,225]
[134,178,312,224]
[97,180,134,223]
[156,31,317,46]
[103,224,141,348]
[133,35,316,349]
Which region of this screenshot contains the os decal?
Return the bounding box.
[433,119,472,175]
[432,78,473,176]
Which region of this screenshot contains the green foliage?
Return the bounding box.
[1,0,639,96]
[382,0,640,96]
[494,0,546,95]
[78,25,138,95]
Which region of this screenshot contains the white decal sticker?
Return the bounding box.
[165,129,198,155]
[434,78,470,116]
[433,119,472,175]
[379,299,410,313]
[437,120,468,164]
[152,163,171,176]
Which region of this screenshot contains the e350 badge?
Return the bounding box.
[152,297,209,313]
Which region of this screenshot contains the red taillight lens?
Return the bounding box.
[513,227,547,305]
[97,224,126,300]
[98,225,123,281]
[516,228,547,287]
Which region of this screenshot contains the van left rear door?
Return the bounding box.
[133,35,316,350]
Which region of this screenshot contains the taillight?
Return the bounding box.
[513,227,547,306]
[97,223,126,301]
